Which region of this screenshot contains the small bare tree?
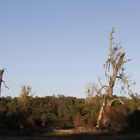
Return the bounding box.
[96,28,133,128]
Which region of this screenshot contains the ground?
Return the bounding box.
[1,133,140,140]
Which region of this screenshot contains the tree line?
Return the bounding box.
[0,86,140,135]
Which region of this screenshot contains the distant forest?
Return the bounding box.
[0,85,140,135]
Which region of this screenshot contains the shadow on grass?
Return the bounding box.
[1,130,140,140]
[0,125,140,140]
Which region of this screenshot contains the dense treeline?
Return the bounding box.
[0,88,140,135]
[0,93,85,135]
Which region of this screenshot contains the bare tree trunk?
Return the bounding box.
[0,69,4,96]
[96,95,106,128]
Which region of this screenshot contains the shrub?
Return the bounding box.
[73,113,85,128]
[103,107,128,132]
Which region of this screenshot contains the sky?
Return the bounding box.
[0,0,140,98]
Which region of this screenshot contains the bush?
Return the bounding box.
[73,113,85,128]
[103,107,128,132]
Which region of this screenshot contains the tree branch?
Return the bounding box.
[123,59,131,64]
[2,80,9,89]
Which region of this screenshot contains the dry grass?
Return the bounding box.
[47,128,98,136]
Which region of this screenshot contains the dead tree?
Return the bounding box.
[96,28,132,128]
[0,69,9,96]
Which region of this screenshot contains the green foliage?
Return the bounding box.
[0,93,139,134]
[125,93,140,113]
[83,96,101,127]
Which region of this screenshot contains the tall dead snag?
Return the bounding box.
[0,69,9,96]
[96,28,131,128]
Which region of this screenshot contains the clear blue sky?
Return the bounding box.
[0,0,140,98]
